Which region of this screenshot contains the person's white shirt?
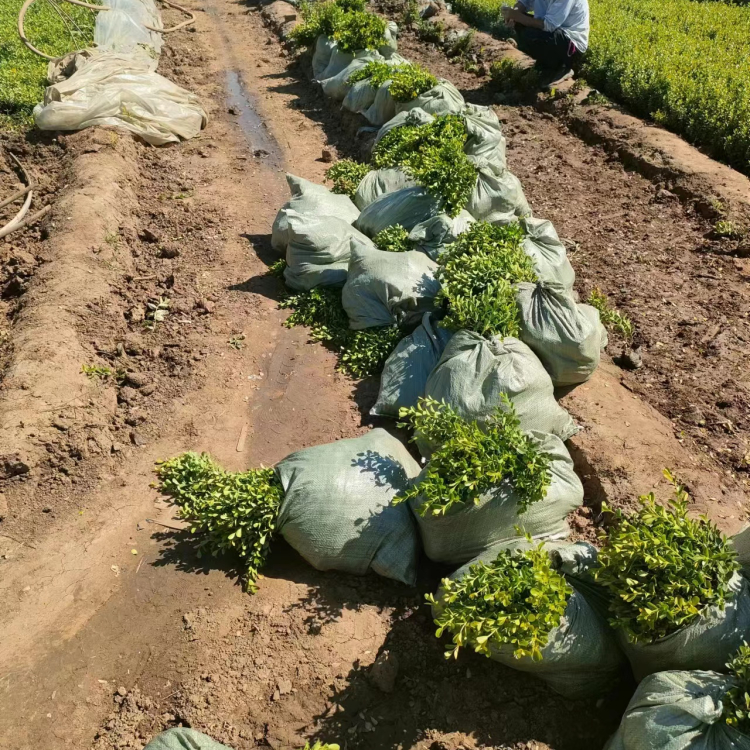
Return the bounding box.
[518,0,590,53]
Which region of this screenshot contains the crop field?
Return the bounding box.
[451,0,750,176]
[0,0,96,129]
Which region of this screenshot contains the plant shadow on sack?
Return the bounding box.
[305,599,629,749]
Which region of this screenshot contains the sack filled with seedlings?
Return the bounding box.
[354,167,416,211]
[276,429,421,584]
[156,430,421,591]
[489,213,575,292]
[145,728,341,750]
[373,106,434,146]
[283,210,373,291]
[312,34,337,79]
[424,330,577,442]
[324,159,371,202]
[594,472,750,681]
[433,220,531,341]
[291,0,392,80]
[463,104,507,172]
[395,79,465,117]
[372,312,454,418]
[342,237,441,329]
[519,216,575,292]
[516,281,607,387]
[606,647,750,749]
[367,113,479,222]
[344,60,437,126]
[408,210,475,260]
[341,54,411,115]
[395,398,583,564]
[355,186,442,235]
[429,539,626,698]
[272,174,359,253]
[144,728,233,750]
[466,164,531,221]
[321,50,385,101]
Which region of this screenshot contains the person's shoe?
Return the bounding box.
[543,66,574,90]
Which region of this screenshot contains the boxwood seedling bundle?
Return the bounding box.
[428,539,626,697]
[595,471,750,679]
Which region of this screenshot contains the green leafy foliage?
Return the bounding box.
[587,287,634,342]
[279,287,401,377]
[302,744,340,750]
[714,220,746,240]
[333,10,387,52]
[489,58,540,95]
[372,114,476,216]
[267,258,288,277]
[427,542,572,661]
[348,61,437,102]
[436,221,532,338]
[396,396,551,516]
[340,325,403,377]
[373,224,412,252]
[1,0,97,129]
[594,470,739,643]
[81,363,113,380]
[451,0,750,173]
[324,159,370,200]
[289,0,347,46]
[388,64,437,102]
[156,453,284,592]
[723,643,750,734]
[348,61,397,88]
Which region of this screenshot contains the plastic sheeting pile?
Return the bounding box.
[34,0,207,144]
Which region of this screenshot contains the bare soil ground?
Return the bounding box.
[0,1,748,749]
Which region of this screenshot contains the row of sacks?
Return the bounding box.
[34,0,207,145]
[262,427,584,585]
[438,533,750,740]
[272,173,605,388]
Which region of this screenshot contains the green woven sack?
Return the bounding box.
[276,429,421,585]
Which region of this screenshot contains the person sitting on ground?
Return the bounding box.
[500,0,589,84]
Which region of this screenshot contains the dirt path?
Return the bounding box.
[1,2,748,749]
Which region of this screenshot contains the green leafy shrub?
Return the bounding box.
[340,325,403,377]
[388,64,438,102]
[289,0,347,46]
[333,10,387,52]
[324,159,370,200]
[348,61,437,102]
[0,0,97,128]
[594,470,739,643]
[587,287,634,342]
[396,396,551,516]
[427,542,572,660]
[373,224,412,252]
[267,258,287,277]
[723,643,750,734]
[436,221,533,338]
[156,453,284,592]
[489,59,540,94]
[372,114,477,216]
[280,287,401,377]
